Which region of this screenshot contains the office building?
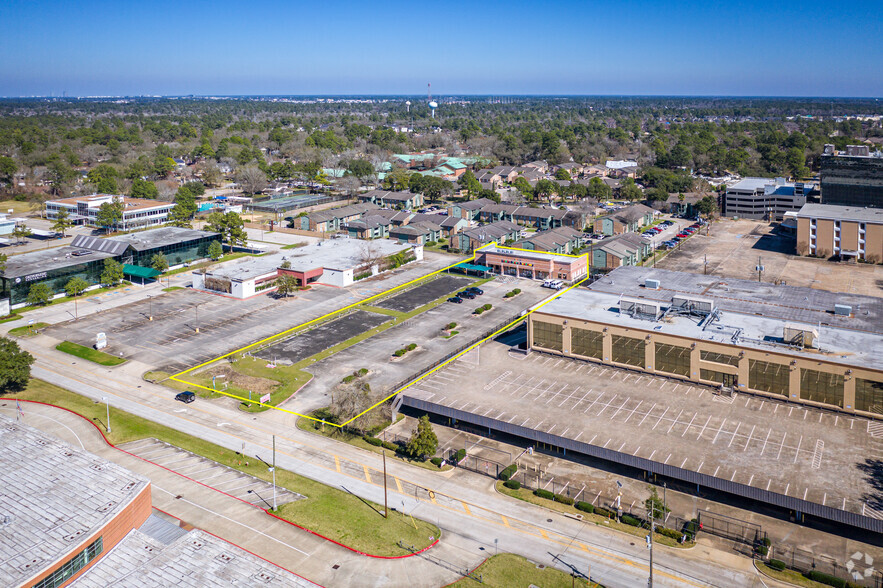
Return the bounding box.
[45,194,174,231]
[820,144,883,208]
[795,203,883,263]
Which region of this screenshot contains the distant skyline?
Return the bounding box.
[1,0,881,98]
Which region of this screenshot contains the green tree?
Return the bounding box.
[12,224,32,244]
[51,207,73,237]
[26,282,52,306]
[205,211,248,252]
[207,240,223,261]
[619,178,643,201]
[534,179,558,203]
[46,156,76,196]
[458,169,482,200]
[130,178,159,199]
[645,485,670,522]
[346,159,374,181]
[587,177,613,201]
[100,258,125,287]
[275,274,298,297]
[87,164,119,194]
[168,185,197,228]
[153,156,177,177]
[696,195,718,218]
[150,252,169,273]
[0,156,17,186]
[513,176,533,198]
[0,337,35,394]
[406,415,438,460]
[64,276,89,298]
[96,197,124,232]
[554,168,572,180]
[0,252,6,274]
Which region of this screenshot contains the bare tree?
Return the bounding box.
[359,241,385,267]
[337,175,361,197]
[236,164,267,195]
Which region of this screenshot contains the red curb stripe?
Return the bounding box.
[11,399,439,560]
[151,506,325,588]
[440,555,489,587]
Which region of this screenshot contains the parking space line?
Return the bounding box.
[793,435,803,463]
[743,425,756,452]
[678,412,694,436]
[776,433,787,460]
[653,407,670,430]
[711,419,727,444]
[759,429,772,456]
[623,400,642,424]
[637,402,656,426]
[728,422,741,447]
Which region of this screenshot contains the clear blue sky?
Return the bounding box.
[1,0,880,97]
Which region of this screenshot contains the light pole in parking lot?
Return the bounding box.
[102,396,111,434]
[146,294,153,321]
[194,302,206,333]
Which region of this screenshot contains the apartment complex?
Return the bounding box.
[724,177,814,220]
[46,194,174,230]
[820,144,883,208]
[795,203,883,263]
[528,266,883,418]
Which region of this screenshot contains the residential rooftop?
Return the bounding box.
[538,266,883,370]
[0,416,150,588]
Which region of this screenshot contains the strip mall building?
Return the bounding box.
[474,243,588,283]
[528,266,883,418]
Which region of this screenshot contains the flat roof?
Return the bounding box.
[536,266,883,370]
[0,245,117,279]
[478,243,584,265]
[0,415,149,588]
[797,203,883,223]
[109,227,218,251]
[70,528,319,587]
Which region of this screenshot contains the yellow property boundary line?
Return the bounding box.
[171,243,590,427]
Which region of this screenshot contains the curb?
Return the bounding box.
[11,398,440,560]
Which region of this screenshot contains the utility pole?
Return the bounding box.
[271,435,277,511]
[103,396,111,434]
[704,254,707,275]
[382,449,389,518]
[648,503,654,588]
[757,256,763,283]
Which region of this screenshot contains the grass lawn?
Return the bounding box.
[496,482,691,549]
[0,314,24,324]
[280,242,307,250]
[0,199,33,214]
[56,341,127,366]
[295,414,453,473]
[8,322,50,337]
[448,554,600,588]
[755,563,829,588]
[162,286,184,292]
[9,380,439,557]
[10,282,133,315]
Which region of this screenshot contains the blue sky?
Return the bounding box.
[1,0,881,97]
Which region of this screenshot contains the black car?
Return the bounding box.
[466,287,484,295]
[175,391,196,403]
[447,296,463,304]
[458,290,476,299]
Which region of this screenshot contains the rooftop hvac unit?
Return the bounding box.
[834,304,852,317]
[645,278,660,290]
[823,144,835,155]
[670,295,715,315]
[784,323,819,349]
[620,297,661,320]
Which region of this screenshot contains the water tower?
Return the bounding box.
[428,83,438,119]
[405,100,411,113]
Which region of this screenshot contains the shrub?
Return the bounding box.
[657,527,682,540]
[393,349,405,357]
[453,448,466,464]
[474,308,484,315]
[503,480,521,490]
[504,292,514,298]
[430,457,443,466]
[553,494,574,505]
[482,303,492,311]
[364,436,382,446]
[357,368,369,376]
[446,322,457,330]
[381,441,397,452]
[499,464,517,481]
[621,515,642,527]
[756,545,769,556]
[767,560,786,571]
[513,288,521,294]
[804,571,848,588]
[594,507,613,518]
[341,375,356,384]
[762,537,771,547]
[575,502,594,514]
[406,343,417,351]
[534,488,554,500]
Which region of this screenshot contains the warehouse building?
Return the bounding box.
[193,237,421,298]
[528,266,883,418]
[0,227,219,307]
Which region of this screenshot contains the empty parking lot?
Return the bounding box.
[372,275,472,312]
[259,310,391,364]
[401,341,883,530]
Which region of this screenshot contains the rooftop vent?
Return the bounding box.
[834,304,852,317]
[645,278,660,290]
[670,295,714,316]
[620,297,661,321]
[784,323,819,349]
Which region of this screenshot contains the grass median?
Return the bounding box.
[8,322,50,337]
[56,341,127,366]
[10,379,440,557]
[447,553,601,588]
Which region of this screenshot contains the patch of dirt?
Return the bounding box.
[201,365,278,396]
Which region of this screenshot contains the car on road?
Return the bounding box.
[448,296,463,303]
[175,391,196,403]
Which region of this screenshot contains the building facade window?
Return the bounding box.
[532,321,563,351]
[33,536,103,588]
[748,360,789,397]
[611,335,644,367]
[800,368,844,408]
[855,378,883,416]
[700,350,740,367]
[571,327,603,359]
[655,343,691,377]
[700,368,737,387]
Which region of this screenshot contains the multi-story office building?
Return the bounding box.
[45,194,174,231]
[724,177,814,220]
[795,203,883,263]
[820,144,883,208]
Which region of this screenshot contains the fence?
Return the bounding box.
[696,510,764,546]
[772,544,882,588]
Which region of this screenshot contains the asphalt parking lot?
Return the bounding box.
[372,275,472,312]
[402,342,883,525]
[259,310,391,364]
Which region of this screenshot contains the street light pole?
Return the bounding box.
[271,435,277,511]
[102,396,111,434]
[147,295,153,321]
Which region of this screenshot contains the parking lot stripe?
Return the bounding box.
[677,411,694,436]
[590,434,597,444]
[776,433,787,460]
[653,407,669,430]
[760,429,772,456]
[711,419,727,444]
[610,397,630,420]
[793,435,803,463]
[623,400,642,424]
[728,422,741,447]
[695,415,712,440]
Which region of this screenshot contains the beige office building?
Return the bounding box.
[528,267,883,418]
[795,203,883,263]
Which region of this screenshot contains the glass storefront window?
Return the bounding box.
[748,360,789,397]
[799,368,844,408]
[855,378,883,415]
[532,321,562,351]
[611,335,644,367]
[700,350,740,366]
[655,343,691,377]
[571,327,603,359]
[33,536,103,588]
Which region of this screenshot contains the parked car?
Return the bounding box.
[448,296,463,304]
[175,391,196,403]
[467,287,484,295]
[458,290,476,299]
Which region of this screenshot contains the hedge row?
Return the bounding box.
[575,501,594,514]
[620,515,641,527]
[534,488,554,500]
[553,494,574,506]
[430,457,443,467]
[503,480,521,490]
[767,559,786,571]
[499,463,517,481]
[804,570,861,588]
[362,435,397,452]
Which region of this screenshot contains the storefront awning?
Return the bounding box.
[456,263,491,272]
[122,264,162,279]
